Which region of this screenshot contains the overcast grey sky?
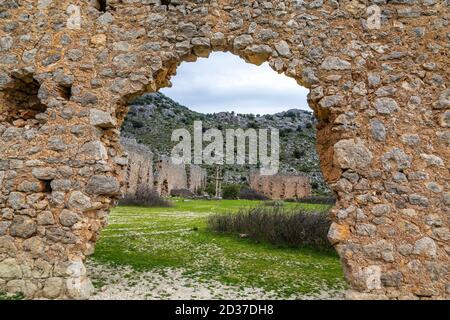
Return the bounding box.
[160,52,310,115]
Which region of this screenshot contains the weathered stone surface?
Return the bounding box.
[370,119,386,141]
[80,141,108,161]
[244,45,272,65]
[319,94,343,109]
[381,271,403,288]
[37,211,54,226]
[22,236,44,257]
[7,192,26,210]
[17,181,43,193]
[0,221,11,236]
[32,168,57,180]
[382,148,412,171]
[65,261,94,300]
[363,240,394,262]
[371,204,390,217]
[43,277,64,299]
[409,194,429,207]
[233,35,253,51]
[85,175,121,195]
[374,98,399,114]
[0,259,22,278]
[89,109,116,128]
[191,37,211,58]
[59,210,80,227]
[333,139,373,170]
[420,154,444,167]
[274,40,291,57]
[435,89,450,109]
[356,223,377,237]
[358,266,382,290]
[413,237,437,258]
[327,223,350,245]
[320,56,351,70]
[9,216,37,239]
[68,191,92,212]
[50,179,72,192]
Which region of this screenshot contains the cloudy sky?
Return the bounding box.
[160,52,310,115]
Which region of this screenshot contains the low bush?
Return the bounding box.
[238,188,269,201]
[204,182,216,196]
[208,206,332,250]
[120,185,172,207]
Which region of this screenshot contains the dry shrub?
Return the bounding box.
[120,185,172,207]
[208,206,332,250]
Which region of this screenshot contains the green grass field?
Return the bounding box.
[89,199,347,298]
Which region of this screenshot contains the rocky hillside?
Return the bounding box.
[121,93,330,194]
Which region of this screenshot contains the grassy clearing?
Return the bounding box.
[90,199,347,298]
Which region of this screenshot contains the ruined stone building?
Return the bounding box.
[0,0,448,300]
[188,165,209,195]
[121,138,207,197]
[250,172,312,200]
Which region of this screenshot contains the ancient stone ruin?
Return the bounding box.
[122,138,206,197]
[249,172,311,200]
[0,1,449,299]
[121,138,154,198]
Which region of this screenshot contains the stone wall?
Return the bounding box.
[0,1,448,299]
[249,172,311,200]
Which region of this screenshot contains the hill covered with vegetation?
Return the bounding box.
[121,93,329,194]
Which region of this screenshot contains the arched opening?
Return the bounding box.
[89,52,345,299]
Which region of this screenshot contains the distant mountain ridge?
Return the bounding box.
[120,92,330,194]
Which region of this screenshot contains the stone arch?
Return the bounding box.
[0,1,448,299]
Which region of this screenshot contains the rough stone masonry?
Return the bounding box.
[0,0,448,299]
